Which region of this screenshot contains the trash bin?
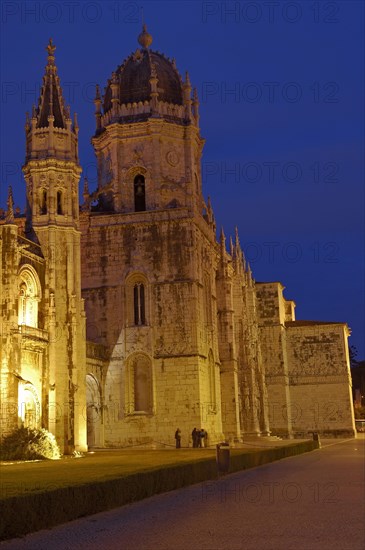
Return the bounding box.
[216,442,230,474]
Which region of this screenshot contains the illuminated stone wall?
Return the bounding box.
[286,322,356,436]
[256,282,355,437]
[80,209,225,447]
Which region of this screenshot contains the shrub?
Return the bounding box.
[354,406,365,419]
[0,427,60,461]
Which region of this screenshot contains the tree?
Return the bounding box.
[349,345,359,369]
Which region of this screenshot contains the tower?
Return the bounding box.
[22,40,87,452]
[81,26,223,446]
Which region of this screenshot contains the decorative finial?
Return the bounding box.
[138,24,153,49]
[95,84,101,101]
[6,186,15,223]
[47,38,56,62]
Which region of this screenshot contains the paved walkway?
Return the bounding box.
[1,436,364,550]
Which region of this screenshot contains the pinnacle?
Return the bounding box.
[5,186,15,223]
[35,40,69,129]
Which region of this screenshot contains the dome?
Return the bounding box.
[103,32,184,113]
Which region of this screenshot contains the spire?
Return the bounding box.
[247,262,253,287]
[83,175,89,196]
[183,71,192,120]
[234,226,242,265]
[24,40,79,164]
[138,24,153,49]
[82,176,91,211]
[73,112,79,133]
[229,236,234,258]
[242,247,246,272]
[35,39,69,129]
[207,196,213,223]
[235,226,240,248]
[192,87,200,125]
[220,226,226,246]
[95,84,101,102]
[5,186,15,223]
[94,84,102,131]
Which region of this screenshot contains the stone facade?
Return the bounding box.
[0,31,356,453]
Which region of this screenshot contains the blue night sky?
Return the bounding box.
[1,1,364,357]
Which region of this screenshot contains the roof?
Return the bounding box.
[286,321,346,327]
[35,39,69,129]
[103,49,183,112]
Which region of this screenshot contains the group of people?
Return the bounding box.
[192,427,208,448]
[174,428,208,448]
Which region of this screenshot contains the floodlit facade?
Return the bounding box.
[0,30,356,453]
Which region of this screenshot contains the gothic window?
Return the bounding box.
[57,191,63,215]
[134,283,146,325]
[18,267,41,328]
[40,190,47,215]
[125,274,148,327]
[134,175,146,212]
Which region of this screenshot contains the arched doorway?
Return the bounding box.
[18,382,40,429]
[86,374,102,447]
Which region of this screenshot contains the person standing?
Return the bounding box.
[192,427,197,448]
[175,428,181,448]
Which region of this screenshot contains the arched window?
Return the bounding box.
[125,273,148,328]
[134,175,146,212]
[134,283,145,325]
[40,190,47,215]
[57,191,63,215]
[18,267,41,328]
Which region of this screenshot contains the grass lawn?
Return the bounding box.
[0,448,261,500]
[0,441,318,540]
